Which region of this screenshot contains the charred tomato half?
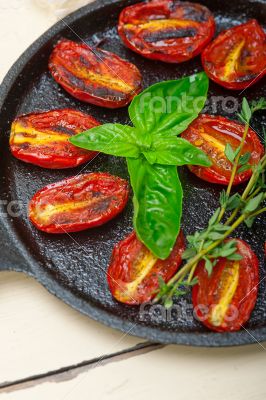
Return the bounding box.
[202,20,266,90]
[49,39,142,108]
[192,239,259,332]
[181,114,264,185]
[10,109,100,169]
[107,230,185,305]
[118,0,215,63]
[29,173,129,233]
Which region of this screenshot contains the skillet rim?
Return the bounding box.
[0,0,266,347]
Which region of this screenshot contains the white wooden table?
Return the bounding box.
[0,1,266,399]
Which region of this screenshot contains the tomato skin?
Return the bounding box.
[202,20,266,90]
[49,39,142,108]
[118,0,215,63]
[192,239,259,332]
[29,173,129,233]
[181,114,264,185]
[107,230,185,305]
[10,109,100,169]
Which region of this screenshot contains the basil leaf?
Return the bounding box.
[70,124,140,158]
[143,137,211,166]
[127,157,183,259]
[129,72,209,137]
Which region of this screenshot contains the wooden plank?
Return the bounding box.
[0,272,142,384]
[1,344,266,399]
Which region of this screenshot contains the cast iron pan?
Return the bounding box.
[0,0,266,346]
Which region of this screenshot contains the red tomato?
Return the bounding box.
[10,109,100,169]
[202,20,266,90]
[192,239,259,332]
[181,114,264,185]
[118,0,215,63]
[49,39,142,108]
[29,173,129,233]
[107,230,185,305]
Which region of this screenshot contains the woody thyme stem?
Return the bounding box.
[154,205,266,304]
[153,213,247,303]
[225,155,266,226]
[218,122,250,222]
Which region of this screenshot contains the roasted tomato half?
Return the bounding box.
[107,230,185,305]
[29,173,129,233]
[118,0,215,63]
[192,239,259,332]
[49,39,142,108]
[181,114,264,185]
[202,20,266,90]
[10,109,100,169]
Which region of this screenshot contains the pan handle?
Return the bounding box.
[0,223,32,274]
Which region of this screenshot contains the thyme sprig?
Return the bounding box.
[154,98,266,308]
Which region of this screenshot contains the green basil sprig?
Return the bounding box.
[127,158,183,259]
[70,72,211,259]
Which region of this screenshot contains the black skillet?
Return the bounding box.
[0,0,266,346]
